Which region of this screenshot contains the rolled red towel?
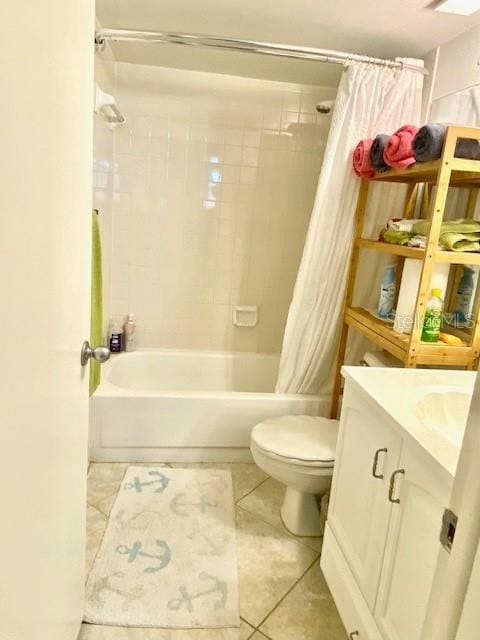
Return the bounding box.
[383,124,419,169]
[353,139,374,179]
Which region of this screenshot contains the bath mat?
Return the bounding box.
[84,467,239,628]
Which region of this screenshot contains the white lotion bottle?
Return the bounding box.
[123,313,136,352]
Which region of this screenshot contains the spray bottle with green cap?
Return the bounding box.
[421,288,443,343]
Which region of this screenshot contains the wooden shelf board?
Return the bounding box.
[345,308,408,362]
[357,239,424,259]
[434,251,480,265]
[345,307,478,366]
[358,239,480,265]
[371,158,480,186]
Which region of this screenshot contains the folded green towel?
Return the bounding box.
[440,232,480,252]
[382,228,415,245]
[412,218,480,253]
[413,218,480,236]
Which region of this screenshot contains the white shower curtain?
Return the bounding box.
[276,59,423,395]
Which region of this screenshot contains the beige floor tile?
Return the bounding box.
[259,561,346,640]
[95,491,119,517]
[248,633,270,640]
[169,463,268,502]
[78,619,254,639]
[237,478,323,552]
[86,505,108,577]
[87,463,130,509]
[236,507,319,627]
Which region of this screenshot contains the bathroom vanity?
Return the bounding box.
[321,367,476,640]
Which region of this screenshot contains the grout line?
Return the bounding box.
[254,553,321,634]
[235,501,323,555]
[87,486,122,515]
[249,627,274,640]
[87,503,108,519]
[235,502,321,552]
[235,474,270,505]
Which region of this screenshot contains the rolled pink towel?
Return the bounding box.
[353,139,374,179]
[384,124,419,169]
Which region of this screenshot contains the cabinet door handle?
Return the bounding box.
[349,632,360,639]
[388,469,405,503]
[372,448,387,479]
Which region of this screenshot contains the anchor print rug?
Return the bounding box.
[84,467,239,628]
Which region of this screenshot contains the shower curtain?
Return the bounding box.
[276,59,423,395]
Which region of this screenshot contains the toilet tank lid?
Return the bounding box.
[251,415,338,464]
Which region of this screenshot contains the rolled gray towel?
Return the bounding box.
[413,123,480,162]
[370,134,389,171]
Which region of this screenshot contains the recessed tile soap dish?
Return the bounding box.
[233,305,258,327]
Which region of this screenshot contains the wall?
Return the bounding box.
[426,24,480,103]
[93,32,115,335]
[98,62,335,352]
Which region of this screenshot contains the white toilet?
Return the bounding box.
[250,414,339,537]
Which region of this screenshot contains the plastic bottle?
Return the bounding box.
[378,264,396,319]
[421,288,443,343]
[123,314,136,352]
[451,267,475,326]
[108,319,123,353]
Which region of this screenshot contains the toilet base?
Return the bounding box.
[280,486,322,537]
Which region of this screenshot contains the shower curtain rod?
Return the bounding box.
[94,28,428,75]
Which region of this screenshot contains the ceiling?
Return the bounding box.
[96,0,480,85]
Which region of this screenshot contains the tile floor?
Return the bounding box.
[81,463,346,640]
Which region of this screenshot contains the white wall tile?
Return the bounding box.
[103,62,335,353]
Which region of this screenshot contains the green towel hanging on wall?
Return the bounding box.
[90,210,103,395]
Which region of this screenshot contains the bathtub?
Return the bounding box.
[89,349,328,462]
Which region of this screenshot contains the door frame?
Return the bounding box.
[421,368,480,639]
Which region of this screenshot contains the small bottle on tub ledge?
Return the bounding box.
[123,313,136,352]
[108,319,123,353]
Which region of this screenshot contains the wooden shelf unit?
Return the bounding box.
[331,125,480,418]
[357,238,480,265]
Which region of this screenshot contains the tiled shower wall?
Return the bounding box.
[93,41,115,332]
[94,62,335,352]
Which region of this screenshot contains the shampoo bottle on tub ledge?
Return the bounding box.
[108,319,123,353]
[123,313,136,352]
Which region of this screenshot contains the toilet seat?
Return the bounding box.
[250,415,338,468]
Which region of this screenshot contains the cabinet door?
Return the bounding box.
[328,384,402,610]
[375,443,452,640]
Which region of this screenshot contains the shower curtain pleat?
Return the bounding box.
[276,59,423,396]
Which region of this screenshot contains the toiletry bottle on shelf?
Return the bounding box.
[123,313,136,352]
[421,289,443,343]
[452,266,475,326]
[378,264,396,320]
[108,319,123,353]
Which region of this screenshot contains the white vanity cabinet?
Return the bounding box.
[327,389,402,611]
[321,376,453,640]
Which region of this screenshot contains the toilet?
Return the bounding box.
[250,414,339,537]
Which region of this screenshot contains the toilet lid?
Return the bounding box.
[251,415,338,466]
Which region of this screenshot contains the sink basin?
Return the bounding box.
[415,386,472,446]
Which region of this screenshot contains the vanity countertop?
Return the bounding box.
[341,366,477,477]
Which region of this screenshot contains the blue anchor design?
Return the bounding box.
[170,492,218,517]
[124,470,170,494]
[89,572,144,610]
[168,572,228,612]
[116,539,171,573]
